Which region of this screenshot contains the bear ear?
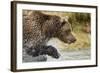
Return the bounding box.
[60,16,71,28]
[65,16,69,20]
[60,16,69,22]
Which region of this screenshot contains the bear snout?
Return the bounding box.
[67,38,76,44]
[67,34,76,44]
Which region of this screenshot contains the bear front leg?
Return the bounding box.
[35,45,60,59]
[25,47,39,57]
[37,45,60,59]
[26,45,60,59]
[46,46,60,59]
[26,45,47,57]
[25,46,47,62]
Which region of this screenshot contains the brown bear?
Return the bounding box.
[23,11,76,59]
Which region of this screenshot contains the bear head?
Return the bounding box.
[42,15,76,44]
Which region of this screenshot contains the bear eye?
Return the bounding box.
[65,29,71,34]
[61,21,66,26]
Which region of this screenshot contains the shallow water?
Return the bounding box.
[23,48,90,62]
[47,49,90,61]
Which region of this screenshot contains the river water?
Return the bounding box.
[23,48,90,62]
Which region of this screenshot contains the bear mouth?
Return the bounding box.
[67,41,73,44]
[67,39,76,44]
